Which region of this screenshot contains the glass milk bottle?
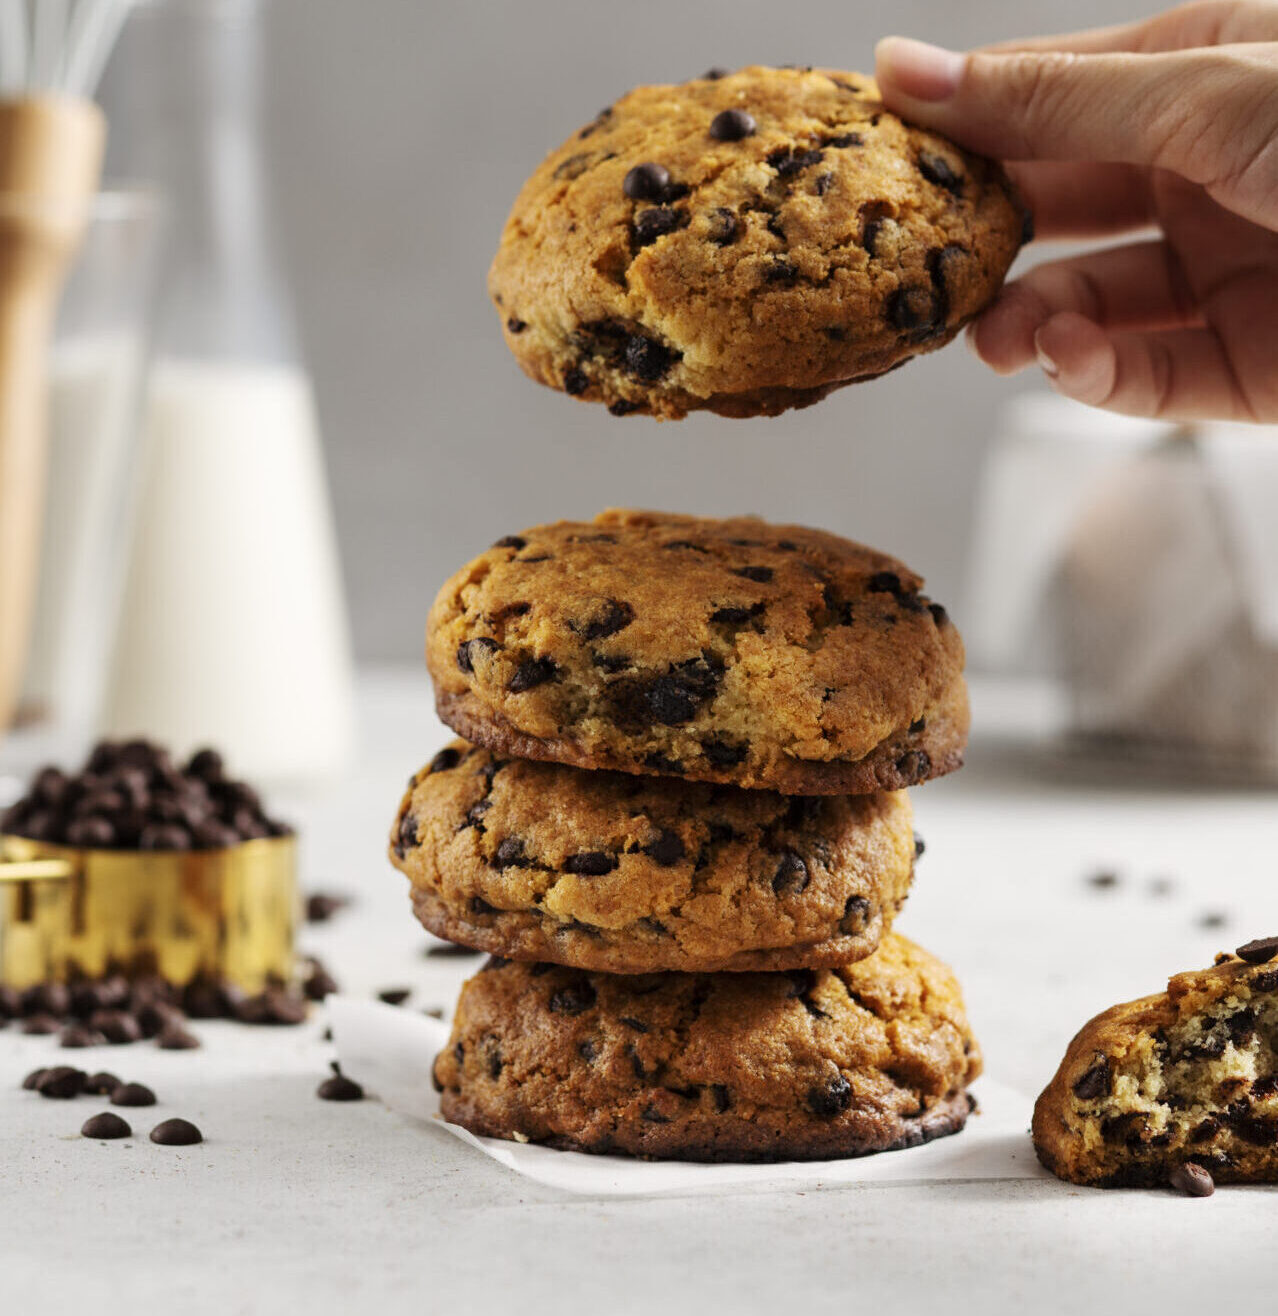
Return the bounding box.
[97,0,353,786]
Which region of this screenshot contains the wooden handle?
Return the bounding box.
[0,97,104,732]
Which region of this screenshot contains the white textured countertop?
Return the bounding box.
[2,669,1274,1312]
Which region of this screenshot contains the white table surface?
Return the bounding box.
[2,669,1275,1312]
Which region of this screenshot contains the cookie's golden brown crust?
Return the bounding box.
[391,740,916,973]
[489,65,1028,419]
[1032,951,1278,1187]
[427,510,968,795]
[433,934,981,1162]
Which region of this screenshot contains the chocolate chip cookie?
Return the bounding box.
[432,933,980,1161]
[1032,939,1278,1188]
[391,740,916,974]
[489,65,1028,419]
[427,509,967,795]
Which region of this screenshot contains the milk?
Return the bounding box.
[23,334,144,729]
[99,358,354,786]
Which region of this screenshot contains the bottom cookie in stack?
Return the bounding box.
[431,934,980,1163]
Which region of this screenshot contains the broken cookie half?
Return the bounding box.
[1033,937,1278,1189]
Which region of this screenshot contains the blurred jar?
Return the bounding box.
[96,0,354,788]
[19,189,164,735]
[966,392,1278,781]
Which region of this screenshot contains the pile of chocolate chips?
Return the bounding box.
[0,970,314,1047]
[1,739,291,851]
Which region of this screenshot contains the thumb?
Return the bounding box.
[874,36,1278,209]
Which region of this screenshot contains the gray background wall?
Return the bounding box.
[179,0,1165,659]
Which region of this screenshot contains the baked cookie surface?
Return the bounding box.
[391,739,916,974]
[432,933,980,1162]
[427,509,968,794]
[489,65,1028,419]
[1032,940,1278,1188]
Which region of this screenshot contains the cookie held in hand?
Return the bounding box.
[489,65,1028,418]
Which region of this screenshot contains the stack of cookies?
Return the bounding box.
[388,509,982,1162]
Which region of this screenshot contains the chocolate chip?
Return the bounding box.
[66,816,115,848]
[619,1016,648,1034]
[22,1013,61,1036]
[456,637,498,674]
[493,535,526,550]
[707,207,739,246]
[35,1066,87,1099]
[377,988,411,1006]
[764,257,799,284]
[772,850,809,896]
[506,317,527,333]
[549,980,596,1015]
[1072,1059,1111,1101]
[709,108,755,141]
[508,657,558,693]
[632,205,685,249]
[894,750,932,782]
[608,399,640,416]
[84,1071,121,1096]
[709,601,766,626]
[640,1105,670,1124]
[733,565,773,583]
[563,367,589,396]
[908,718,926,735]
[81,1112,132,1140]
[578,106,613,138]
[814,172,834,196]
[767,145,824,176]
[1236,936,1278,964]
[426,746,462,776]
[1169,1163,1215,1197]
[579,599,634,641]
[425,941,481,958]
[553,152,591,181]
[317,1073,364,1102]
[645,830,685,866]
[918,151,963,195]
[564,851,618,876]
[928,602,949,627]
[840,896,871,934]
[186,748,223,780]
[710,1084,731,1112]
[913,833,926,859]
[22,1068,47,1090]
[150,1118,202,1146]
[470,895,496,915]
[886,285,942,332]
[59,1024,101,1049]
[493,837,533,870]
[90,1010,142,1045]
[623,162,672,201]
[138,822,192,851]
[701,737,747,767]
[157,1023,201,1050]
[578,1039,599,1062]
[642,753,684,775]
[394,812,419,859]
[623,334,680,383]
[703,67,729,80]
[824,132,862,148]
[1087,870,1120,890]
[1253,969,1278,992]
[806,1074,852,1117]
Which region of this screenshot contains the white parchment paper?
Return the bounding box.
[329,996,1046,1196]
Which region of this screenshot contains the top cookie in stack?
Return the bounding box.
[427,508,967,795]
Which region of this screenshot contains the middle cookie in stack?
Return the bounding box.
[391,508,980,1161]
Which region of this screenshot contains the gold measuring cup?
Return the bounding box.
[0,832,296,992]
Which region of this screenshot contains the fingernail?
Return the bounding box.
[875,37,965,102]
[1033,330,1059,378]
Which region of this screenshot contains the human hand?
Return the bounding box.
[875,2,1278,422]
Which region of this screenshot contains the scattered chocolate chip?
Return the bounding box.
[549,980,597,1015]
[701,737,747,768]
[1236,936,1278,965]
[913,833,926,859]
[767,145,824,176]
[840,896,871,935]
[644,830,685,866]
[138,822,192,851]
[631,205,685,249]
[895,749,931,782]
[1169,1163,1215,1197]
[492,837,533,870]
[506,317,527,334]
[580,599,634,641]
[886,285,941,332]
[813,172,834,196]
[563,367,589,396]
[707,207,739,246]
[157,1023,201,1050]
[607,399,640,416]
[22,1013,62,1036]
[508,657,558,694]
[824,132,862,148]
[84,1071,121,1095]
[640,1105,670,1124]
[772,850,809,896]
[1072,1059,1111,1101]
[493,535,526,550]
[578,1039,599,1062]
[305,892,351,922]
[90,1010,142,1045]
[928,602,949,627]
[111,1084,157,1110]
[150,1118,202,1146]
[1087,871,1121,891]
[22,1068,47,1090]
[918,151,963,195]
[623,162,672,201]
[623,334,680,383]
[709,108,755,141]
[703,67,729,80]
[1200,911,1229,930]
[425,941,481,958]
[456,637,499,674]
[1252,969,1278,992]
[35,1066,86,1099]
[65,816,116,848]
[709,602,765,626]
[642,753,684,775]
[377,988,411,1006]
[710,1084,731,1112]
[81,1112,132,1140]
[733,565,773,583]
[59,1023,101,1049]
[806,1074,852,1117]
[303,963,339,1002]
[317,1072,364,1102]
[763,257,799,284]
[564,851,618,877]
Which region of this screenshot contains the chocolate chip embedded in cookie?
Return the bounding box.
[1032,943,1278,1188]
[390,740,915,974]
[489,65,1028,419]
[432,934,981,1162]
[426,509,968,795]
